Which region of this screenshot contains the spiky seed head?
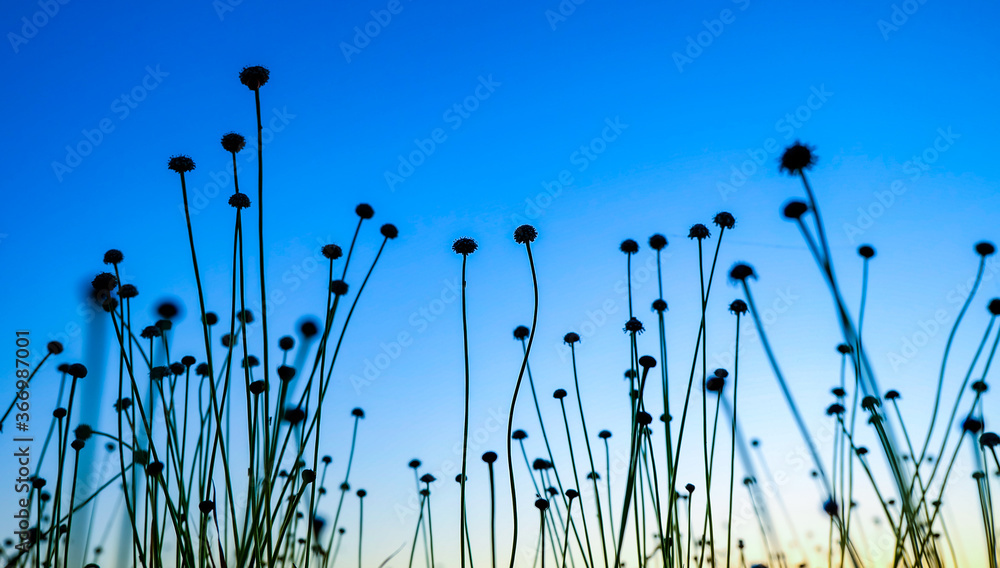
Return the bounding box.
[620,239,639,254]
[779,141,816,174]
[713,212,735,229]
[168,155,195,173]
[648,234,668,250]
[452,237,478,255]
[239,66,269,90]
[513,224,537,244]
[221,132,246,153]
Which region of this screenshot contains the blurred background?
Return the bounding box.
[2,0,999,565]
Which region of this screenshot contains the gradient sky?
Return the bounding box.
[3,0,1000,566]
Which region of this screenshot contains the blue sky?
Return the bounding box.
[3,0,1000,565]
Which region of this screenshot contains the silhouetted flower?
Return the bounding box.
[826,403,845,416]
[976,242,996,257]
[381,224,399,239]
[482,451,497,463]
[514,225,537,244]
[300,319,319,338]
[685,483,695,493]
[169,362,185,376]
[301,469,316,484]
[278,336,295,351]
[713,212,735,230]
[620,239,639,254]
[688,224,710,240]
[199,500,215,515]
[858,245,875,259]
[239,65,269,90]
[352,407,365,418]
[195,363,210,377]
[322,244,343,260]
[639,355,656,369]
[284,407,306,425]
[566,489,579,500]
[91,272,117,293]
[713,368,728,378]
[277,365,295,381]
[103,249,123,265]
[420,473,436,484]
[512,430,527,440]
[242,355,259,368]
[624,317,644,334]
[118,284,138,299]
[221,132,246,153]
[885,390,900,400]
[831,387,846,398]
[637,411,652,425]
[67,363,87,379]
[168,155,196,173]
[782,200,808,220]
[981,432,1000,448]
[988,299,1000,316]
[532,459,552,470]
[729,299,748,315]
[204,312,219,325]
[150,366,169,380]
[237,309,253,324]
[157,301,180,319]
[706,377,724,392]
[513,325,530,340]
[598,430,611,439]
[453,237,478,255]
[861,396,880,411]
[837,344,852,354]
[181,355,196,367]
[564,332,580,344]
[652,299,668,312]
[355,203,375,219]
[146,462,164,477]
[823,499,839,517]
[728,263,755,282]
[779,142,816,174]
[856,447,868,456]
[649,234,668,250]
[329,279,349,296]
[972,380,988,393]
[409,459,421,468]
[229,193,251,209]
[535,498,549,511]
[963,417,984,434]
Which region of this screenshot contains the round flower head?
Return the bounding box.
[146,461,165,477]
[620,239,639,254]
[195,363,209,377]
[566,489,579,500]
[563,332,580,344]
[420,473,436,484]
[237,309,254,324]
[513,325,529,340]
[92,272,118,293]
[858,245,875,259]
[713,212,735,230]
[277,366,296,381]
[532,458,552,471]
[454,475,465,483]
[685,483,695,493]
[860,396,880,411]
[452,237,478,255]
[587,471,600,480]
[782,200,808,220]
[648,234,668,251]
[168,155,195,173]
[826,403,845,415]
[322,244,343,260]
[779,141,816,175]
[74,424,93,441]
[553,388,567,399]
[150,366,169,380]
[728,263,756,283]
[199,500,215,515]
[623,317,644,334]
[624,369,637,380]
[652,299,668,312]
[981,432,1000,448]
[963,417,984,434]
[831,387,846,398]
[351,407,365,418]
[103,249,124,265]
[728,299,748,315]
[482,451,498,464]
[688,224,710,240]
[239,65,270,90]
[706,377,725,393]
[229,193,251,209]
[355,203,375,219]
[976,242,996,257]
[67,363,87,379]
[513,224,538,244]
[301,469,316,484]
[242,355,260,368]
[535,498,549,511]
[300,319,319,338]
[181,355,196,367]
[408,459,421,468]
[221,132,246,153]
[972,380,988,393]
[157,301,180,320]
[169,362,185,376]
[204,312,219,326]
[639,355,656,369]
[119,284,139,299]
[248,381,266,395]
[885,389,900,400]
[283,407,306,425]
[279,336,295,351]
[47,341,63,355]
[511,429,527,440]
[836,343,852,354]
[330,280,349,296]
[988,299,1000,316]
[598,430,612,439]
[823,499,839,517]
[713,368,729,379]
[380,224,399,239]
